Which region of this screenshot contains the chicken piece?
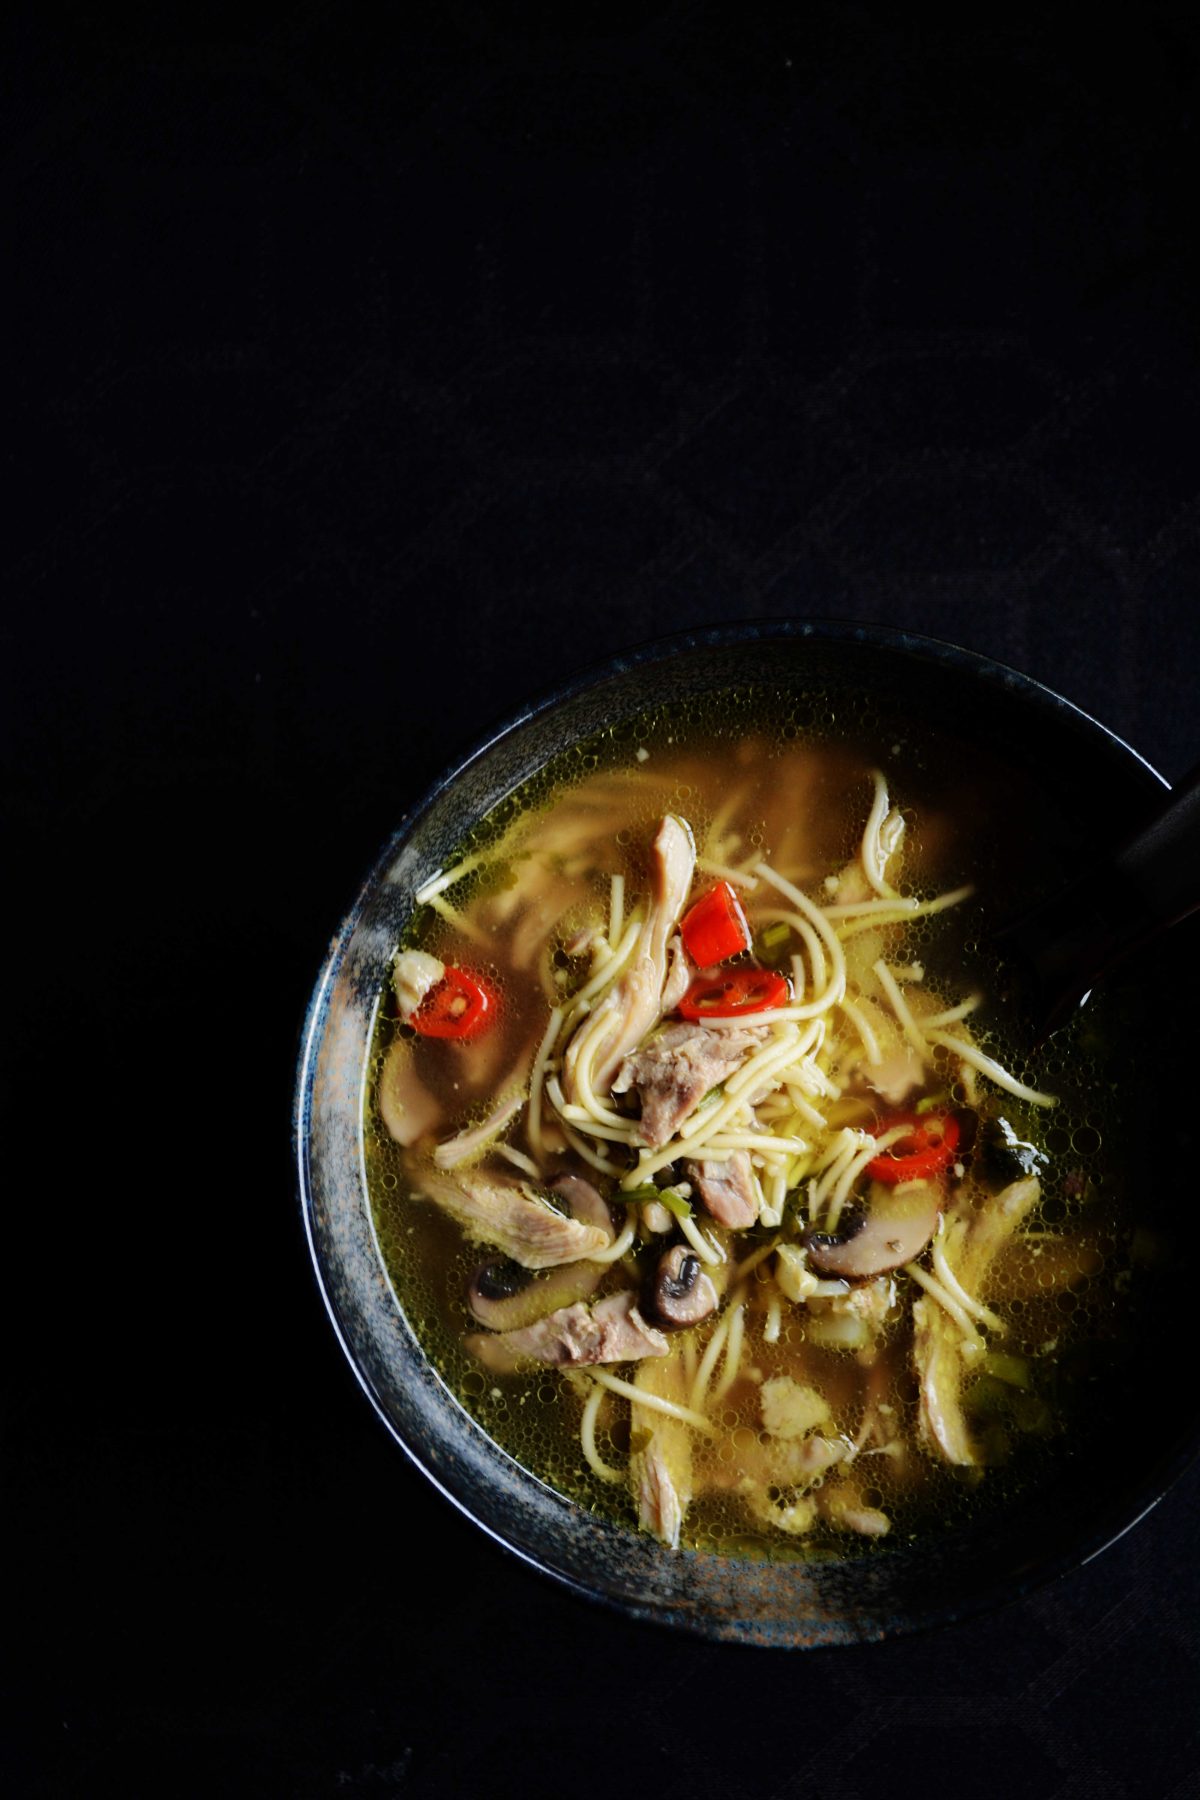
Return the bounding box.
[377,1042,442,1147]
[818,1475,891,1536]
[687,1150,759,1228]
[829,858,874,906]
[955,1174,1042,1289]
[409,1166,610,1269]
[564,923,603,958]
[912,1176,1041,1466]
[613,1022,768,1149]
[432,1093,525,1169]
[748,1491,818,1536]
[548,1173,615,1242]
[465,1291,668,1372]
[760,1377,832,1440]
[847,1345,903,1462]
[562,816,695,1102]
[660,934,692,1015]
[860,1044,924,1107]
[631,1352,694,1549]
[468,1256,605,1332]
[706,1430,847,1494]
[392,949,447,1022]
[806,1180,940,1280]
[804,1274,896,1351]
[913,1295,977,1464]
[507,877,579,971]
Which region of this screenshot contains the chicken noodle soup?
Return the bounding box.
[366,706,1129,1556]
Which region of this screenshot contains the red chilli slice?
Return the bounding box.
[410,966,497,1040]
[680,881,752,968]
[865,1111,961,1185]
[676,967,790,1021]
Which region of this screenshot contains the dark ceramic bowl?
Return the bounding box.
[294,621,1199,1646]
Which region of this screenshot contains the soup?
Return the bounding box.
[365,697,1132,1558]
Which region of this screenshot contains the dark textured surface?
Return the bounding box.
[6,4,1200,1795]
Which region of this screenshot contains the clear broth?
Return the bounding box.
[365,689,1141,1559]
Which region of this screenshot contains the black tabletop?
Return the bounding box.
[8,7,1200,1796]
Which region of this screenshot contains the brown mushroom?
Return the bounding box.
[467,1256,604,1332]
[652,1244,719,1328]
[465,1171,616,1330]
[805,1178,941,1279]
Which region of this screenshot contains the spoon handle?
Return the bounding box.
[997,759,1200,1037]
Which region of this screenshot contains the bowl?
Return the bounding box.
[294,620,1199,1646]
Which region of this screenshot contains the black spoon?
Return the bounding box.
[994,759,1200,1042]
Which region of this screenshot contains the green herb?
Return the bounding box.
[657,1186,694,1220]
[620,1183,664,1206]
[757,921,792,967]
[617,1182,693,1218]
[982,1351,1031,1390]
[915,1092,950,1116]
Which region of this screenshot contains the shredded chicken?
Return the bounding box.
[432,1093,525,1169]
[631,1353,694,1548]
[549,1173,614,1241]
[613,1021,768,1149]
[913,1176,1041,1465]
[760,1377,831,1439]
[846,1352,903,1463]
[392,949,445,1022]
[660,934,692,1015]
[913,1295,977,1464]
[955,1174,1042,1289]
[562,816,695,1101]
[707,1428,847,1495]
[831,858,874,906]
[409,1166,611,1269]
[819,1476,891,1537]
[687,1150,759,1228]
[861,1043,924,1106]
[466,1291,668,1372]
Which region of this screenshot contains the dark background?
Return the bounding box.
[7,5,1200,1796]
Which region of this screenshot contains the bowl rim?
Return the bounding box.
[293,616,1183,1644]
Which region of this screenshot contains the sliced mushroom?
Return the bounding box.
[980,1116,1047,1188]
[467,1256,604,1332]
[805,1178,941,1279]
[652,1245,718,1328]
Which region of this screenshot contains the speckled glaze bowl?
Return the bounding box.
[294,621,1199,1646]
